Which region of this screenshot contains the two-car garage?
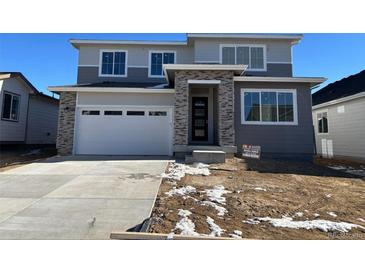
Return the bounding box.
[73,91,174,156]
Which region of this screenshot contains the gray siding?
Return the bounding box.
[244,63,292,77]
[234,82,314,159]
[0,78,30,143]
[313,96,365,160]
[26,96,59,144]
[77,67,166,84]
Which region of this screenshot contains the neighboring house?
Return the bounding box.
[312,70,365,161]
[0,72,59,145]
[48,34,325,160]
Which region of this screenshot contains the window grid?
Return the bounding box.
[221,45,265,70]
[149,51,175,77]
[1,92,20,122]
[100,50,127,77]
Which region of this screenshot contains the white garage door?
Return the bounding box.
[74,106,173,155]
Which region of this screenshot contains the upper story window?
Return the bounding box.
[149,51,176,77]
[317,112,328,133]
[241,89,297,125]
[1,92,20,122]
[221,45,266,71]
[99,50,127,77]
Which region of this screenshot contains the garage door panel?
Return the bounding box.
[75,107,172,156]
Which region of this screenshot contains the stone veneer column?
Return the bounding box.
[173,70,235,148]
[56,92,76,155]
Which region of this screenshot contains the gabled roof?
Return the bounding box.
[312,70,365,106]
[0,72,40,94]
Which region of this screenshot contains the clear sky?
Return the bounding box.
[0,33,364,97]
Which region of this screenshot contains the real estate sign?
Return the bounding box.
[242,145,261,159]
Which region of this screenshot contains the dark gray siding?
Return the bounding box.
[245,63,292,77]
[234,82,314,160]
[77,67,167,84]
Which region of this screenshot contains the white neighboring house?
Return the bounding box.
[0,72,59,145]
[312,70,365,161]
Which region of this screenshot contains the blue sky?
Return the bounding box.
[0,33,364,97]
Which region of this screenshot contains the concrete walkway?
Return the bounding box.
[0,156,169,239]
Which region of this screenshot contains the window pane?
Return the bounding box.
[101,52,114,75]
[244,92,260,121]
[11,96,20,120]
[2,93,12,119]
[261,92,277,122]
[151,53,163,76]
[237,47,249,65]
[163,53,175,64]
[82,110,100,115]
[104,111,123,116]
[149,111,167,116]
[114,52,126,75]
[278,92,294,122]
[250,47,264,69]
[127,111,145,116]
[323,117,328,133]
[222,47,235,64]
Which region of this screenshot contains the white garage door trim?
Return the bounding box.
[73,104,174,156]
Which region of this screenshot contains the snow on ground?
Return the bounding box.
[165,186,196,197]
[243,216,364,233]
[204,185,231,205]
[229,230,243,239]
[173,209,200,236]
[243,219,260,225]
[161,162,210,181]
[206,216,225,237]
[295,212,304,217]
[327,212,338,218]
[21,149,41,156]
[201,201,227,216]
[314,213,320,217]
[325,194,332,198]
[357,218,365,223]
[328,165,365,177]
[254,187,267,192]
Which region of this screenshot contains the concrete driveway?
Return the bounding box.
[0,156,169,239]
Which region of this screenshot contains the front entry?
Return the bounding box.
[192,97,208,141]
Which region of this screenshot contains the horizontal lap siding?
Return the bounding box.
[234,82,314,158]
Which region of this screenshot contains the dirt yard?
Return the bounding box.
[149,157,365,239]
[0,145,57,171]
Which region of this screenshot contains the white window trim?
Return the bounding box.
[316,109,329,135]
[148,50,176,78]
[219,44,267,71]
[240,88,298,125]
[98,49,128,77]
[1,91,20,122]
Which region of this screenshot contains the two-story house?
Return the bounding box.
[48,34,326,160]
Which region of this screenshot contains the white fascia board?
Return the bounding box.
[312,91,365,110]
[47,86,175,93]
[234,76,327,86]
[70,39,187,49]
[187,33,303,42]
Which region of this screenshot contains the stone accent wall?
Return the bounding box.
[56,92,76,155]
[174,70,235,147]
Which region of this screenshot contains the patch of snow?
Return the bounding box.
[325,194,332,198]
[251,216,364,233]
[242,219,260,225]
[174,209,199,236]
[327,212,338,218]
[21,149,41,156]
[314,213,320,217]
[357,218,365,223]
[295,212,304,217]
[206,216,225,237]
[328,165,365,177]
[165,186,196,197]
[204,185,231,205]
[161,162,210,181]
[167,233,174,239]
[201,201,227,216]
[254,187,267,192]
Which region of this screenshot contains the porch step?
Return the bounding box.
[185,150,226,164]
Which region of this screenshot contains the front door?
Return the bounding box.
[192,97,208,141]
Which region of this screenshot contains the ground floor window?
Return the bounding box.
[317,111,328,133]
[1,92,20,121]
[241,89,297,125]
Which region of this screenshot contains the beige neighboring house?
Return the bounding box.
[0,72,59,145]
[312,70,365,161]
